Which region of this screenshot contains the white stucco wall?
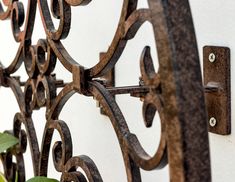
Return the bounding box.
[190,1,235,182]
[0,1,234,181]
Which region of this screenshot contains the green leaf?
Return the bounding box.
[15,171,18,182]
[0,132,19,153]
[26,176,59,182]
[0,172,7,182]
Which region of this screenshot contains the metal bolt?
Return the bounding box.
[208,53,216,63]
[209,117,217,127]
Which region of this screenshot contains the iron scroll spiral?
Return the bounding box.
[0,0,211,182]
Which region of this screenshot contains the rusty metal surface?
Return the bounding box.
[0,0,211,181]
[203,46,231,135]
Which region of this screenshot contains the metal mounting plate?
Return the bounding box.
[203,46,231,135]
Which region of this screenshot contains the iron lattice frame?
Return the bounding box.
[0,0,211,181]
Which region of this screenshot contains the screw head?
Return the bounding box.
[209,117,217,127]
[209,53,216,63]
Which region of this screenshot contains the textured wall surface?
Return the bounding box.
[190,1,235,182]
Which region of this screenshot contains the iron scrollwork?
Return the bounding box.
[0,0,211,181]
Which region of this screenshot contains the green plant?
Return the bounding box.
[0,172,7,182]
[0,132,58,182]
[25,177,58,182]
[0,133,19,153]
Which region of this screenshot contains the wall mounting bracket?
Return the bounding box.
[203,46,231,135]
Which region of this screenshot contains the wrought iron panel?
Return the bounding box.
[0,0,211,181]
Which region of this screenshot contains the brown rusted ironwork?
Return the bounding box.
[204,46,231,135]
[0,0,211,181]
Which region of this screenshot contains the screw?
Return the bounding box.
[209,117,217,127]
[208,53,216,63]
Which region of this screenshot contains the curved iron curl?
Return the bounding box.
[1,0,37,74]
[36,39,57,75]
[39,119,73,175]
[39,119,103,181]
[0,151,23,182]
[37,0,71,41]
[88,81,167,173]
[35,75,57,110]
[62,155,103,182]
[23,76,56,115]
[24,78,37,115]
[139,46,163,128]
[13,113,40,176]
[2,77,40,178]
[64,0,92,6]
[0,124,26,182]
[0,0,13,20]
[12,113,27,182]
[86,1,153,78]
[11,1,25,42]
[0,114,40,182]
